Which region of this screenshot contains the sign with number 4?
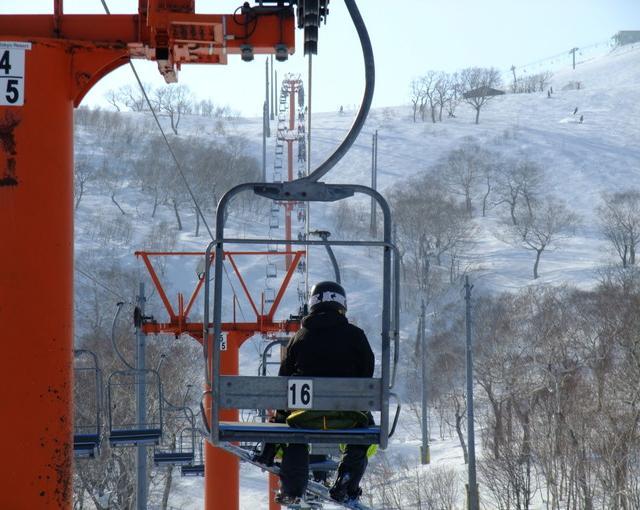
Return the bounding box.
[288,379,313,409]
[0,42,31,107]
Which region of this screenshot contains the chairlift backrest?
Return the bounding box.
[73,349,103,458]
[107,369,163,447]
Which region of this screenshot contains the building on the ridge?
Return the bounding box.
[462,86,505,99]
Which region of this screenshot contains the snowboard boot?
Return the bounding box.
[253,442,278,467]
[346,486,363,502]
[329,473,352,502]
[275,491,302,506]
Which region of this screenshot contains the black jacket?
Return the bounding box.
[279,310,374,378]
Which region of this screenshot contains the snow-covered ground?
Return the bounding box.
[74,44,640,508]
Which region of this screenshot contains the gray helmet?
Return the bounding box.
[308,281,347,313]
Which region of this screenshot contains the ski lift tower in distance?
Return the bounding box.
[0,2,294,508]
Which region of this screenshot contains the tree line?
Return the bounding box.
[105,83,237,135]
[409,68,503,125]
[74,106,262,241]
[425,272,640,509]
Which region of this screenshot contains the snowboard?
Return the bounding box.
[220,443,372,510]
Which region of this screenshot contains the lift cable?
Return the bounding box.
[75,266,128,302]
[98,0,248,323]
[111,301,137,371]
[303,0,374,183]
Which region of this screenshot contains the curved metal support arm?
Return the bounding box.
[261,339,288,377]
[388,392,401,439]
[200,391,212,435]
[111,302,136,371]
[310,230,341,283]
[304,0,374,182]
[390,252,400,389]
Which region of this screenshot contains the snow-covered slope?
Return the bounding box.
[74,44,640,508]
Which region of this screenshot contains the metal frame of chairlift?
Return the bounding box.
[73,349,103,459]
[153,406,196,466]
[181,430,205,477]
[107,369,164,446]
[204,180,401,449]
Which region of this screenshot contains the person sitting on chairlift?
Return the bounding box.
[256,281,375,505]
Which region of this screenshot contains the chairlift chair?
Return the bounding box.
[107,369,163,447]
[264,287,276,305]
[73,349,103,459]
[203,180,401,449]
[181,430,205,477]
[153,406,196,466]
[266,263,278,278]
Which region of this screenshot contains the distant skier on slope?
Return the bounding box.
[256,281,375,506]
[573,106,579,115]
[579,114,584,123]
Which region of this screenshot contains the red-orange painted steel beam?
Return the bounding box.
[270,472,282,510]
[138,252,179,321]
[268,251,303,321]
[136,250,306,330]
[142,319,300,338]
[0,4,295,508]
[0,11,296,68]
[204,330,248,510]
[226,252,262,319]
[0,39,129,510]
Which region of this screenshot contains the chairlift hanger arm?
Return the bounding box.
[303,0,374,182]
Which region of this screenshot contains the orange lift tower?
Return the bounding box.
[0,2,294,507]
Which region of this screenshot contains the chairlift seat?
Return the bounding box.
[181,464,205,477]
[218,421,381,445]
[153,451,195,466]
[74,433,101,458]
[109,428,162,447]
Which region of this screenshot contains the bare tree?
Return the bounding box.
[439,139,492,217]
[74,157,93,211]
[153,84,194,135]
[494,159,544,225]
[506,197,579,279]
[444,71,462,119]
[197,98,215,117]
[598,190,640,267]
[104,89,122,112]
[114,84,151,112]
[433,72,449,122]
[409,78,425,123]
[391,177,474,298]
[460,67,503,124]
[420,71,439,123]
[537,70,554,92]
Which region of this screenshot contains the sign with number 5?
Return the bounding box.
[0,42,31,107]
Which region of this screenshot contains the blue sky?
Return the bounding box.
[1,0,639,115]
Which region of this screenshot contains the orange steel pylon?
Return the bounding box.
[136,250,304,507]
[0,2,294,508]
